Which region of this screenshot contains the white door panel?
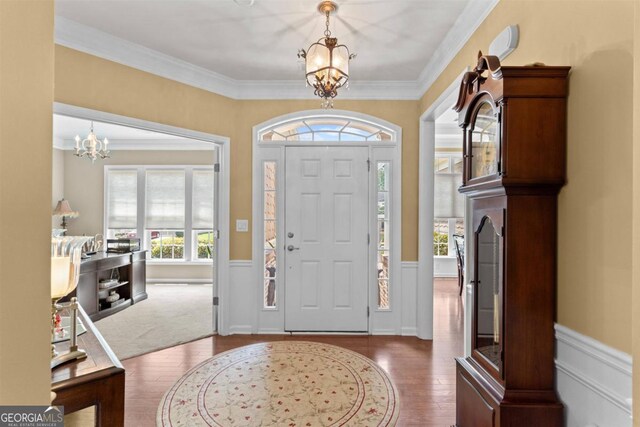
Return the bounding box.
[285,146,369,332]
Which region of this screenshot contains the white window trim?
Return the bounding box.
[252,109,402,335]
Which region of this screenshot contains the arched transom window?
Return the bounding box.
[258,116,396,142]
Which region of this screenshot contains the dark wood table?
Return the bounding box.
[51,306,125,426]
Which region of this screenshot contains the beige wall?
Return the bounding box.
[54,46,421,261]
[0,0,636,409]
[147,264,213,282]
[0,0,54,404]
[52,148,65,228]
[63,149,215,282]
[420,0,633,353]
[632,2,640,424]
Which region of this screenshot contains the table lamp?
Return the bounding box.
[52,199,79,234]
[51,236,90,369]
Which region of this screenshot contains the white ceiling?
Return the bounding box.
[55,0,472,82]
[53,114,214,150]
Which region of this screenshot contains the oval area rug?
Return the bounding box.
[157,341,399,426]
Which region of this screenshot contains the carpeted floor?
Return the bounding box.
[95,283,214,360]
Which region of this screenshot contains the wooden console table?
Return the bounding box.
[52,306,125,426]
[63,250,147,321]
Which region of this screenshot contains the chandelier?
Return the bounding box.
[74,121,110,163]
[298,1,355,108]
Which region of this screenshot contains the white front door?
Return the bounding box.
[284,146,369,332]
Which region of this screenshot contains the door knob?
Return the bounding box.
[287,245,300,251]
[287,232,294,238]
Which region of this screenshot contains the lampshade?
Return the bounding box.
[51,256,74,300]
[298,1,355,108]
[51,237,89,301]
[52,199,79,218]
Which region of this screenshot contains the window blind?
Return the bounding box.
[434,173,464,218]
[145,170,185,229]
[192,169,214,229]
[107,169,138,229]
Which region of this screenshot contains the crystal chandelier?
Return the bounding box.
[74,121,110,163]
[298,1,355,109]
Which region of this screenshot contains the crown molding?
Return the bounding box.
[55,0,499,101]
[56,138,215,151]
[53,137,66,150]
[416,0,500,97]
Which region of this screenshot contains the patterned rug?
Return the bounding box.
[157,341,399,426]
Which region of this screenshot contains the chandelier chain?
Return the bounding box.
[324,11,331,37]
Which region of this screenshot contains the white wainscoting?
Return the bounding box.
[400,262,418,336]
[434,256,457,278]
[226,260,255,335]
[555,324,633,427]
[225,260,419,336]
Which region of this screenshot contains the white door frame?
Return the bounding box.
[53,102,231,335]
[252,109,402,335]
[418,70,472,351]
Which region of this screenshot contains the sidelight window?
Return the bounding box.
[263,161,277,308]
[377,162,390,309]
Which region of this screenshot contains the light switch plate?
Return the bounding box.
[236,219,249,232]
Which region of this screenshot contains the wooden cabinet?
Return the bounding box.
[453,53,569,426]
[62,251,148,321]
[131,250,148,303]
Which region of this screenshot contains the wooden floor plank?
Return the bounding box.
[122,278,463,426]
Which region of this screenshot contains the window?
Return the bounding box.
[105,166,215,262]
[263,162,277,308]
[433,154,464,256]
[434,219,449,256]
[149,230,184,259]
[192,169,215,260]
[377,162,390,309]
[146,169,186,260]
[106,169,138,239]
[259,117,395,142]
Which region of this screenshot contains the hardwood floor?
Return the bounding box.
[123,278,463,426]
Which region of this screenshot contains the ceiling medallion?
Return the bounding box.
[298,1,356,109]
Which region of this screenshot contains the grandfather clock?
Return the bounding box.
[453,53,569,426]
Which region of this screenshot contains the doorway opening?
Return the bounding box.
[253,110,402,334]
[51,103,230,357]
[418,70,471,353]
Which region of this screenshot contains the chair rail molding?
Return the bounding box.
[555,323,632,427]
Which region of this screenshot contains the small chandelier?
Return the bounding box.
[298,1,355,109]
[74,121,110,163]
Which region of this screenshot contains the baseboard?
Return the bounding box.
[372,328,396,335]
[257,328,286,335]
[228,325,253,334]
[555,323,632,427]
[147,278,212,284]
[401,327,417,336]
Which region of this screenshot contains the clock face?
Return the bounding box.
[470,102,499,179]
